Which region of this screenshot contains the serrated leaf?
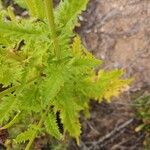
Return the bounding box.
[44,112,62,140]
[94,69,132,102]
[18,85,41,112]
[72,57,101,69]
[41,65,65,105]
[56,0,89,53]
[15,126,36,143]
[58,93,82,144]
[0,22,43,38]
[0,95,17,124]
[71,36,102,69]
[56,0,89,28]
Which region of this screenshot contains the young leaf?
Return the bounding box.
[94,70,132,102]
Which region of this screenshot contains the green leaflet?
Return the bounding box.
[0,95,17,124]
[90,70,132,102]
[56,0,89,28]
[0,21,45,38]
[15,125,38,143]
[60,98,82,145]
[44,112,62,140]
[55,0,89,53]
[71,36,102,70]
[41,67,65,106]
[54,84,83,144]
[0,111,20,130]
[0,56,23,86]
[18,84,41,112]
[72,57,100,70]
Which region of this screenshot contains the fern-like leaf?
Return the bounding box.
[60,99,82,145]
[56,0,89,28]
[41,64,65,105]
[93,70,132,102]
[15,125,37,143]
[44,112,62,140]
[0,95,17,124]
[0,21,45,39]
[56,0,89,53]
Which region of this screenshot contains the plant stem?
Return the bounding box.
[25,107,50,150]
[25,117,43,150]
[44,0,60,59]
[0,111,20,130]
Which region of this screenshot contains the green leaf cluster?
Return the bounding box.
[0,0,131,149]
[134,95,150,149]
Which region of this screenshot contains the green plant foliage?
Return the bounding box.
[0,95,17,124]
[15,125,38,144]
[134,94,150,149]
[44,112,63,140]
[0,0,131,149]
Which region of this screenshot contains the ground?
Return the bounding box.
[0,0,150,150]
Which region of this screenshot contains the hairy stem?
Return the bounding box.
[44,0,60,59]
